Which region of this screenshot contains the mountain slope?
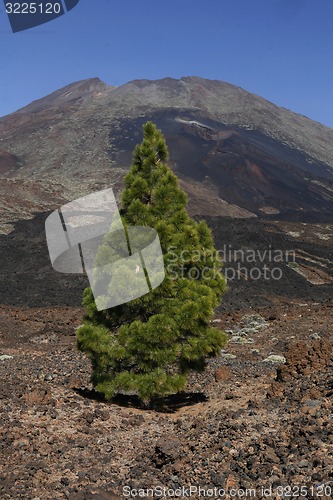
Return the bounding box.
[0,76,333,231]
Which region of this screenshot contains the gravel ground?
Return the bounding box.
[0,302,332,499]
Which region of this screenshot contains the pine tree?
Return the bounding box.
[77,122,227,404]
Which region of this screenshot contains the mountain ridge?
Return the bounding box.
[1,76,332,166]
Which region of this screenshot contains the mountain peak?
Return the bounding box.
[15,77,110,114]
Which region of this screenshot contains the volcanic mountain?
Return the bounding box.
[0,76,333,233]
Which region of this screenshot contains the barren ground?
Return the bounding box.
[0,215,332,499]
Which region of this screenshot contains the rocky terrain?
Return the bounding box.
[0,77,332,498]
[0,302,332,499]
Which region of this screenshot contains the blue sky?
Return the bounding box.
[1,0,332,127]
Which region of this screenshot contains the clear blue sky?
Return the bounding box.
[1,0,332,127]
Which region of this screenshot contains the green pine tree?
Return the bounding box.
[77,122,227,404]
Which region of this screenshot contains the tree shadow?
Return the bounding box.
[74,387,208,413]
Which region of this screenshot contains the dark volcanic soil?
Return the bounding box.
[109,110,333,218]
[0,212,332,311]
